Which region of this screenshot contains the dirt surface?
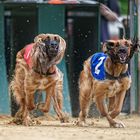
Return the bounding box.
[0,114,140,140]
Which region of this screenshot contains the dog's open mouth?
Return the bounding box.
[45,40,59,58]
[117,47,129,63]
[118,50,128,64]
[119,56,127,63]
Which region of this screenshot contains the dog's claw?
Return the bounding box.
[60,114,70,123]
[75,120,89,127]
[110,121,125,128]
[23,116,41,126]
[60,118,68,123]
[23,116,33,126]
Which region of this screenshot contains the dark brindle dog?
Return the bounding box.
[10,33,66,125]
[78,38,139,128]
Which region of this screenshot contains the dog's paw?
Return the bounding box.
[74,120,89,127]
[110,121,125,128]
[8,117,23,125]
[23,116,33,126]
[60,114,69,123]
[36,103,49,113]
[23,116,41,126]
[27,104,35,111]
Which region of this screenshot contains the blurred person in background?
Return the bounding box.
[98,0,120,42]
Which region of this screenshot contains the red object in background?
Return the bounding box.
[48,0,79,4]
[48,0,64,4]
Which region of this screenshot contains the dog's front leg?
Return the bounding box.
[95,95,123,128]
[52,93,65,123]
[25,89,36,111]
[22,105,32,126]
[37,87,52,113]
[108,96,115,112]
[51,84,67,123]
[22,91,36,126]
[109,90,126,119]
[109,90,126,128]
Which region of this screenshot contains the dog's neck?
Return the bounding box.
[104,57,128,77]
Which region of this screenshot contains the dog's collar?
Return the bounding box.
[105,71,130,80]
[33,68,56,76]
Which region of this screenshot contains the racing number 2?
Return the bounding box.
[95,56,106,75]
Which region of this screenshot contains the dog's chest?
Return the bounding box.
[38,78,49,89]
[36,76,58,90]
[106,80,121,97]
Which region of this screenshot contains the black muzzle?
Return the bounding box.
[117,48,128,64]
[44,40,59,58]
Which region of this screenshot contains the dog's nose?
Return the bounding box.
[50,41,58,48]
[118,48,127,53]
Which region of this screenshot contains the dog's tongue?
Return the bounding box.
[119,55,127,63]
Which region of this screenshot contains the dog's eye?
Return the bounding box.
[54,36,60,42]
[46,36,50,41]
[107,42,115,46]
[54,36,58,40]
[122,44,129,48]
[106,43,114,50]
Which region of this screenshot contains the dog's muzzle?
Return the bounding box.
[45,40,59,58]
[117,47,128,64]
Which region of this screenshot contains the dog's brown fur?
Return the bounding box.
[10,33,66,125]
[78,39,139,128]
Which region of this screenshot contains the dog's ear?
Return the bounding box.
[55,34,66,51]
[34,33,47,43]
[131,37,140,52]
[128,37,140,59]
[102,40,115,53]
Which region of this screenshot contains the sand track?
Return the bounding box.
[0,114,140,140]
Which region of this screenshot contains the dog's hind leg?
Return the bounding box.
[10,64,26,124]
[78,71,92,126]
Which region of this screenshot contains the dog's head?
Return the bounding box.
[31,33,66,74]
[102,38,139,64]
[34,33,64,59]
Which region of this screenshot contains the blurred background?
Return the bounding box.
[0,0,139,118]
